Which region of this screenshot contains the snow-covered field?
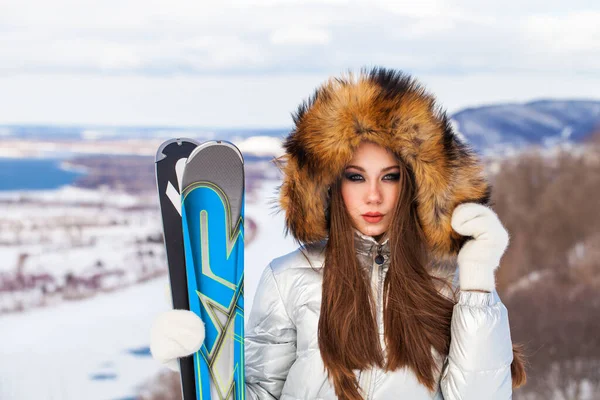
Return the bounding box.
[0,179,299,399]
[0,186,167,313]
[0,136,284,160]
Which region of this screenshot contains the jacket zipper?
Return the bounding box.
[364,244,384,399]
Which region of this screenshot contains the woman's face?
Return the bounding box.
[341,141,401,239]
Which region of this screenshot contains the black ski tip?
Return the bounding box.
[155,138,199,162]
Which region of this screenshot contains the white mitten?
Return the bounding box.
[150,309,206,372]
[451,203,510,292]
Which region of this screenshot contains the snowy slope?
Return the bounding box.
[0,179,300,400]
[0,276,168,400]
[452,100,600,155]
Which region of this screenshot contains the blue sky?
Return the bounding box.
[1,0,599,127]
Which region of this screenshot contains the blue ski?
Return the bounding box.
[181,140,245,400]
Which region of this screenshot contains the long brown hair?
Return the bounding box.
[317,155,526,399]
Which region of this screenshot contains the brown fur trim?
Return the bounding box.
[277,67,490,258]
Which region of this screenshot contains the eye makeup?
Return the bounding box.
[343,173,400,182]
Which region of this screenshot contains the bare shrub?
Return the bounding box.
[489,142,600,399]
[137,370,182,400]
[491,145,600,290]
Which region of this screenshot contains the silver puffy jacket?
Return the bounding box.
[245,229,514,399]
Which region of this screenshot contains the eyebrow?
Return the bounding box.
[345,165,400,172]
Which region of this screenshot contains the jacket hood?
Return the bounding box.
[276,67,490,260]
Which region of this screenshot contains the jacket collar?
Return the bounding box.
[353,228,391,258]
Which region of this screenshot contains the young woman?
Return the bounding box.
[151,67,526,399]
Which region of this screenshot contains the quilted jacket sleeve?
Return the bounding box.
[245,263,297,399]
[440,290,514,399]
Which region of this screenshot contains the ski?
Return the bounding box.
[181,140,245,399]
[155,138,200,400]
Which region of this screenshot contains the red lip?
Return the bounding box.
[363,214,383,223]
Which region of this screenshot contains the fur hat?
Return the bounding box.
[276,67,490,260]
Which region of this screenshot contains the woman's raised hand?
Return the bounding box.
[451,203,510,292]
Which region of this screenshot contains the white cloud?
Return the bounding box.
[176,36,266,69]
[227,0,348,5]
[270,26,331,45]
[1,0,598,76]
[525,11,600,52]
[47,39,143,70]
[374,0,454,18]
[1,0,600,125]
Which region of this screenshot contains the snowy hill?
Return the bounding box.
[452,100,600,156]
[0,180,300,400]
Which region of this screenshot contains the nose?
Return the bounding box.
[366,181,382,204]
